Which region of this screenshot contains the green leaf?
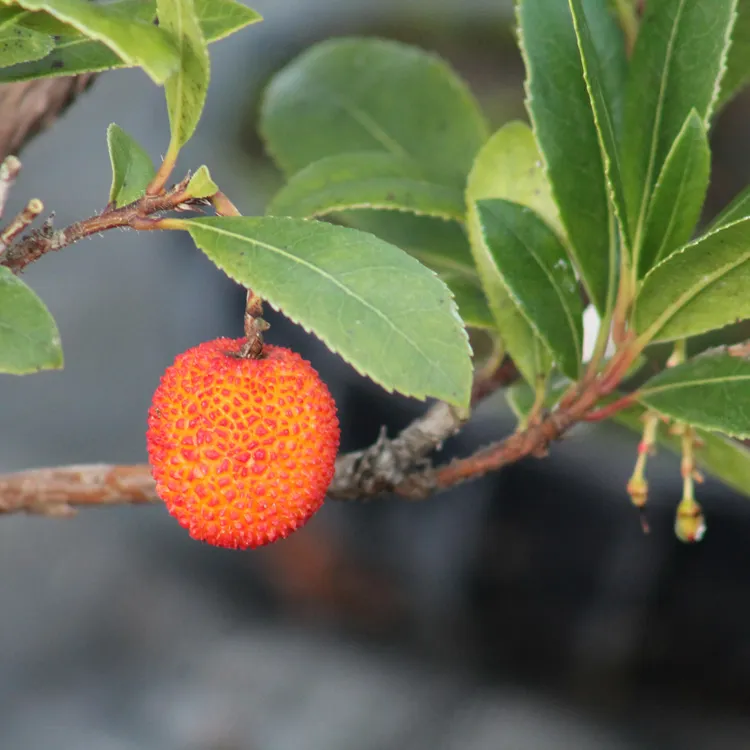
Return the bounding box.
[0,8,54,66]
[613,406,750,499]
[0,267,63,374]
[191,0,261,42]
[175,216,473,407]
[106,123,155,208]
[637,110,711,276]
[718,0,750,108]
[157,0,210,152]
[475,199,583,379]
[440,274,495,331]
[465,121,557,384]
[568,0,629,251]
[10,0,179,84]
[185,164,218,199]
[518,0,625,313]
[0,0,155,81]
[638,354,750,437]
[0,0,259,83]
[341,210,475,274]
[267,152,465,221]
[634,218,750,344]
[708,182,750,232]
[622,0,736,254]
[465,121,563,236]
[260,37,488,188]
[337,209,492,331]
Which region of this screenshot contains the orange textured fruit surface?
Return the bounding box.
[146,339,340,549]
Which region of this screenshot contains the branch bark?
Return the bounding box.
[0,357,522,516]
[0,175,198,272]
[0,349,644,515]
[0,398,579,516]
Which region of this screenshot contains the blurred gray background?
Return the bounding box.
[1,1,750,748]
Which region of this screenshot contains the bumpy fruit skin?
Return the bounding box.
[146,338,340,549]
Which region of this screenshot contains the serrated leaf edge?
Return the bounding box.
[182,217,472,406]
[474,200,583,378]
[635,215,750,342]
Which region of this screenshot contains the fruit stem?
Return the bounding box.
[206,190,269,358]
[239,288,269,359]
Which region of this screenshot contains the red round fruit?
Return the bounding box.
[146,338,340,549]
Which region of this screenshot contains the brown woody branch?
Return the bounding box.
[0,356,519,515]
[329,355,518,499]
[0,175,198,273]
[0,400,588,516]
[0,464,156,516]
[0,350,648,517]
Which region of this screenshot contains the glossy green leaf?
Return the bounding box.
[465,121,557,384]
[268,152,465,221]
[0,0,259,83]
[341,210,475,273]
[106,123,155,208]
[518,0,625,313]
[718,0,750,107]
[337,209,492,330]
[638,110,711,275]
[191,0,261,42]
[336,209,470,269]
[0,0,154,81]
[466,122,563,236]
[0,8,54,66]
[634,218,750,344]
[475,199,583,379]
[440,274,494,330]
[622,0,736,254]
[568,0,629,252]
[0,267,63,374]
[10,0,180,84]
[639,354,750,437]
[157,0,209,151]
[708,183,750,231]
[260,37,488,187]
[614,406,750,499]
[185,165,218,199]
[175,216,473,407]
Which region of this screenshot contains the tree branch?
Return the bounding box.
[0,356,522,516]
[0,464,155,516]
[0,349,644,515]
[0,175,196,272]
[0,394,582,516]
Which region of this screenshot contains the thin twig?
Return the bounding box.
[328,355,518,499]
[0,155,21,219]
[0,198,43,248]
[394,347,637,499]
[0,177,194,274]
[211,191,241,217]
[583,393,637,422]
